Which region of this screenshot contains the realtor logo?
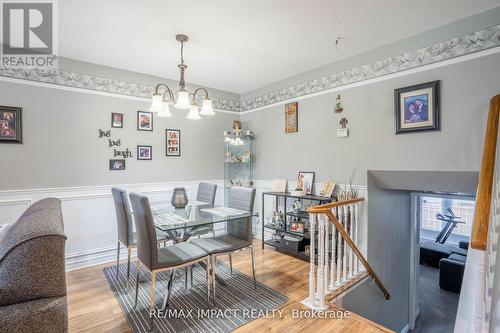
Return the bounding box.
[1,0,58,68]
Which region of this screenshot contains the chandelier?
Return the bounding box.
[149,34,215,120]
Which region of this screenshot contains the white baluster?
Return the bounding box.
[342,206,347,282]
[308,213,316,306]
[355,202,361,273]
[330,208,336,290]
[349,204,354,278]
[317,214,326,309]
[336,208,342,285]
[352,203,358,275]
[324,217,329,291]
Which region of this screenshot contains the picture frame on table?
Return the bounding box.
[394,80,440,134]
[137,145,152,160]
[111,112,123,128]
[297,171,315,195]
[0,105,22,144]
[285,102,298,133]
[137,111,153,131]
[109,159,125,170]
[290,221,305,233]
[166,129,181,156]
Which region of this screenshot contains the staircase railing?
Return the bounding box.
[302,197,390,310]
[455,94,500,333]
[471,94,500,250]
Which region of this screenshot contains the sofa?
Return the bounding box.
[0,198,68,333]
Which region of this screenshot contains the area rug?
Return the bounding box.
[103,261,288,333]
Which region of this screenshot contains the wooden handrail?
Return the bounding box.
[325,209,391,300]
[307,197,365,213]
[471,94,500,250]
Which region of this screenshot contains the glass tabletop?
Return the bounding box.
[150,202,251,232]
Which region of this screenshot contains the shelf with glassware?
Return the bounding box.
[223,129,254,203]
[261,191,336,261]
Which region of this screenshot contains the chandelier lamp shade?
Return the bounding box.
[149,34,215,119]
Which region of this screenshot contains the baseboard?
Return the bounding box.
[400,324,409,333]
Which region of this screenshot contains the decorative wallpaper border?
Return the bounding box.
[1,24,499,113]
[0,65,241,112]
[240,24,500,112]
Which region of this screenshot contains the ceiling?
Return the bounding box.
[59,0,500,94]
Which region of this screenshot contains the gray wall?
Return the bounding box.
[241,53,500,185]
[0,80,236,190]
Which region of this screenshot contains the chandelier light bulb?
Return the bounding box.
[175,90,191,109]
[157,103,173,117]
[149,93,164,112]
[200,98,215,116]
[186,104,201,120]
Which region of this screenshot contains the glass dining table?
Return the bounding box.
[150,201,251,239]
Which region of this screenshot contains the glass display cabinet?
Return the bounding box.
[224,133,254,203]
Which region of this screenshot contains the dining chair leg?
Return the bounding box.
[250,246,257,289]
[126,246,132,288]
[206,258,210,305]
[134,260,140,308]
[211,256,216,302]
[116,241,120,279]
[184,266,188,290]
[190,265,193,288]
[150,271,157,312]
[229,254,233,275]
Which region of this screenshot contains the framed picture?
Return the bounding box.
[110,159,125,170]
[137,145,152,160]
[395,80,440,134]
[290,221,305,233]
[137,111,153,131]
[0,106,22,143]
[166,129,181,156]
[298,171,315,195]
[111,113,123,128]
[285,102,298,133]
[320,181,336,198]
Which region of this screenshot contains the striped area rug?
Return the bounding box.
[103,261,288,332]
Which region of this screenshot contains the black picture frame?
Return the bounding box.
[298,171,315,195]
[137,145,152,160]
[137,111,153,131]
[109,159,125,170]
[394,80,440,134]
[111,112,123,128]
[166,129,181,157]
[0,105,22,144]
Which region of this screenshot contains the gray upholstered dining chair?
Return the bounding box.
[189,182,218,238]
[111,187,170,286]
[129,192,212,314]
[190,186,257,301]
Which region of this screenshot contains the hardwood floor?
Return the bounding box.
[67,239,393,333]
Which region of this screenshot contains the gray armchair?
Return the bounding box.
[190,186,257,300]
[0,198,67,333]
[129,192,212,317]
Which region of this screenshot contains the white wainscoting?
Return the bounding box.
[0,179,367,271]
[0,180,224,271]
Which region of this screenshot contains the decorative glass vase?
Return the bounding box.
[171,187,188,208]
